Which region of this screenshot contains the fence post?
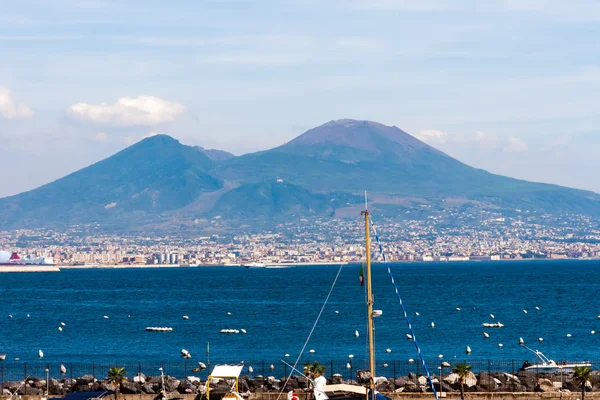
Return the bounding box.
[92,362,95,381]
[262,361,265,377]
[24,363,27,395]
[392,361,396,390]
[511,360,515,392]
[330,361,333,379]
[487,360,491,390]
[70,362,73,384]
[1,360,4,392]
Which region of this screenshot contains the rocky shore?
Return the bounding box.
[3,370,600,397]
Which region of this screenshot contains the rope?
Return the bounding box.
[369,216,440,400]
[275,218,362,400]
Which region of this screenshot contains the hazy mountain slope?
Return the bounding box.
[195,146,235,161]
[0,135,223,227]
[212,181,363,217]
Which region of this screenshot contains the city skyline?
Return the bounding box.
[1,1,599,197]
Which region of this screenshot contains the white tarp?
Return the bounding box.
[210,365,244,378]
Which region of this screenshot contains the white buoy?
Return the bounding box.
[285,354,290,357]
[408,358,414,363]
[456,308,461,311]
[490,314,495,319]
[519,337,524,345]
[355,330,359,338]
[483,332,490,338]
[386,349,391,353]
[270,364,274,370]
[348,354,354,359]
[103,316,109,319]
[415,312,420,316]
[9,315,12,318]
[592,331,596,335]
[248,366,254,373]
[58,327,62,332]
[523,310,527,314]
[431,322,435,328]
[346,363,351,369]
[241,329,247,334]
[498,343,503,348]
[466,346,471,354]
[60,322,66,326]
[227,312,232,315]
[539,337,543,342]
[60,364,67,374]
[38,350,44,358]
[335,311,339,314]
[183,315,189,320]
[309,349,315,353]
[567,334,572,337]
[438,354,443,358]
[536,307,540,311]
[27,314,30,318]
[406,334,413,340]
[383,363,389,368]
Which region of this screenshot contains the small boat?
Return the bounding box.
[145,327,173,332]
[243,262,266,268]
[520,345,591,372]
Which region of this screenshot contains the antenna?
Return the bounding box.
[364,190,368,210]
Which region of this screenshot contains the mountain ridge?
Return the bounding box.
[1,119,599,230]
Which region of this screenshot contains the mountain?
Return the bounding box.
[1,119,600,230]
[212,181,362,218]
[216,120,600,215]
[0,135,223,228]
[194,146,235,161]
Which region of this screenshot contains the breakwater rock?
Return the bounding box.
[2,371,600,396]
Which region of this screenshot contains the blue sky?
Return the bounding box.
[1,0,599,197]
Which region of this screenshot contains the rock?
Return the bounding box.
[141,383,155,394]
[417,376,428,386]
[133,375,146,384]
[394,377,406,388]
[443,373,459,385]
[464,372,477,388]
[121,381,141,394]
[81,374,95,383]
[403,381,420,392]
[331,374,343,385]
[535,378,556,392]
[408,372,417,380]
[477,371,498,391]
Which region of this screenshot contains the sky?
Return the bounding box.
[1,0,599,197]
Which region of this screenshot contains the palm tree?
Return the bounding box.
[572,366,592,400]
[107,366,128,400]
[303,361,326,399]
[452,363,472,400]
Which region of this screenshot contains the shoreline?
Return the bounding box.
[2,257,598,272]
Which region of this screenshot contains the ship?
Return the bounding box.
[0,252,55,266]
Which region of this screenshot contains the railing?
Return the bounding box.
[0,359,597,394]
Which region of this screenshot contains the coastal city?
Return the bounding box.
[2,207,599,266]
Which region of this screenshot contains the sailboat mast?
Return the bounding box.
[362,208,376,394]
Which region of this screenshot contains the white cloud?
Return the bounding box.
[0,87,34,119]
[415,129,449,145]
[94,132,108,141]
[66,95,186,126]
[472,131,498,149]
[504,136,528,152]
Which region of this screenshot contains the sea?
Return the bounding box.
[1,260,600,379]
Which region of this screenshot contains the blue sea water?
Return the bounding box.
[1,260,600,377]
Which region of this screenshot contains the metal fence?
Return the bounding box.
[1,359,597,393]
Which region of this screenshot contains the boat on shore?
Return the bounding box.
[243,262,266,268]
[520,346,591,372]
